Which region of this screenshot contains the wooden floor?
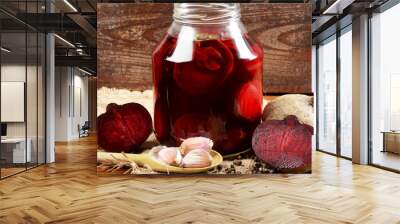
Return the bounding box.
[1,167,26,178]
[1,136,400,224]
[1,164,44,178]
[372,150,400,171]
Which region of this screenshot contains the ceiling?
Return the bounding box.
[0,0,97,74]
[311,0,392,43]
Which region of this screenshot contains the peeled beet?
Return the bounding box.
[252,115,312,172]
[97,103,152,153]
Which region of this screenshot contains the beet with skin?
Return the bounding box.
[252,115,312,171]
[97,103,153,153]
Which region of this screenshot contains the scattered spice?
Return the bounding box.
[233,159,242,166]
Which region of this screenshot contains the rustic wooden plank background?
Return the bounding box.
[97,3,312,94]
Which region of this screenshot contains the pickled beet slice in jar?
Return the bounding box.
[171,113,212,144]
[234,81,263,121]
[173,39,234,96]
[154,98,171,143]
[153,34,263,154]
[214,128,247,155]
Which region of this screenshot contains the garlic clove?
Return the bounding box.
[180,137,213,155]
[157,147,182,166]
[181,149,212,168]
[175,149,183,165]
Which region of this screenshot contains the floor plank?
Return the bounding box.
[0,135,400,224]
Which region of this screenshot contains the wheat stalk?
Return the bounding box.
[97,151,156,174]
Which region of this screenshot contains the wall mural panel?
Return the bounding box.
[97,3,313,175]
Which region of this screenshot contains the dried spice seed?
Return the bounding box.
[233,160,242,166]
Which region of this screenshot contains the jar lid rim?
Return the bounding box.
[173,3,241,25]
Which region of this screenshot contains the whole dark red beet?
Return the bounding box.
[252,115,312,171]
[97,103,152,152]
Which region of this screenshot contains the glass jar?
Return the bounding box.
[152,3,263,155]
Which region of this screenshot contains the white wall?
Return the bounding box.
[55,66,70,141]
[1,65,32,138]
[73,73,89,136]
[1,63,46,164]
[54,67,89,141]
[1,65,26,139]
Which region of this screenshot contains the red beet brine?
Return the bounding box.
[152,3,263,155]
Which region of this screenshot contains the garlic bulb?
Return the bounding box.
[157,147,182,166]
[181,149,212,168]
[180,137,213,155]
